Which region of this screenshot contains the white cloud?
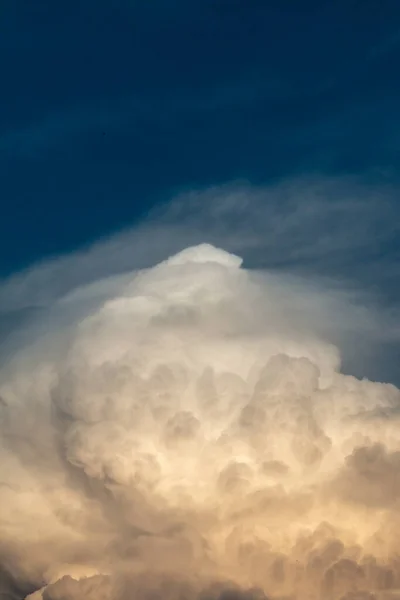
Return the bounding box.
[0,176,398,383]
[0,175,398,310]
[0,242,400,600]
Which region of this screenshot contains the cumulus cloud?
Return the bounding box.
[0,242,400,600]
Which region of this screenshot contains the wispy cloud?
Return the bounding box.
[0,175,398,312]
[0,175,398,383]
[0,104,128,159]
[0,68,347,162]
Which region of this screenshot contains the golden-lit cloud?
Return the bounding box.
[0,244,399,600]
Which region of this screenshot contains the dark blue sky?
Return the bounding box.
[1,0,400,276]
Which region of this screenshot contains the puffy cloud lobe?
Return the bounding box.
[0,244,399,600]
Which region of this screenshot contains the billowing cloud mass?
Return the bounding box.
[1,243,400,600]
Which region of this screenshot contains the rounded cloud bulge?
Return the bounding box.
[0,244,400,600]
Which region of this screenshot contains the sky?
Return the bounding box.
[2,4,400,599]
[1,0,400,272]
[0,0,400,379]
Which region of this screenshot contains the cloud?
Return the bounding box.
[0,73,302,162]
[329,443,400,509]
[1,176,398,308]
[0,241,400,600]
[0,103,131,160]
[0,176,398,382]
